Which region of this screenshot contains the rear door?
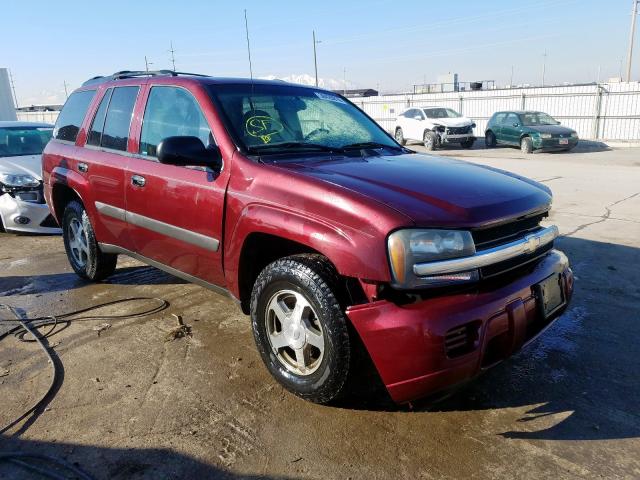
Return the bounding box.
[80,85,139,249]
[125,84,229,287]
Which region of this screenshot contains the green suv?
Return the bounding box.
[485,111,578,153]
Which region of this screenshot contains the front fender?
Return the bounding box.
[223,203,392,298]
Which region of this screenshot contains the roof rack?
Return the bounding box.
[82,70,209,86]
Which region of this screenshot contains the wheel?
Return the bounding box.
[520,136,533,154]
[62,200,117,281]
[461,138,475,149]
[250,254,351,404]
[485,131,496,147]
[423,130,438,151]
[394,127,406,146]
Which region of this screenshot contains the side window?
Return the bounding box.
[53,90,95,142]
[505,113,519,125]
[416,110,425,120]
[101,86,139,151]
[139,86,212,158]
[493,113,506,125]
[86,89,113,146]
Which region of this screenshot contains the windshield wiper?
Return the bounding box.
[247,142,342,153]
[340,141,402,151]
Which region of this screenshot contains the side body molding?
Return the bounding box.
[95,201,220,252]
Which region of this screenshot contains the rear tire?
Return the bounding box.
[394,127,406,146]
[485,131,496,147]
[423,130,438,151]
[520,136,533,154]
[250,254,351,404]
[62,200,117,281]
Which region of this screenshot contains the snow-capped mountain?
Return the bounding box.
[260,73,348,90]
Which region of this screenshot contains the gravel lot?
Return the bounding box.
[1,143,639,479]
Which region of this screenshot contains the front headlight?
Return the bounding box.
[0,173,40,188]
[540,133,553,139]
[570,132,578,138]
[387,229,477,289]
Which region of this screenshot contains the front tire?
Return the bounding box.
[62,200,117,281]
[423,130,438,151]
[520,136,534,154]
[394,127,406,146]
[250,254,351,404]
[461,138,475,149]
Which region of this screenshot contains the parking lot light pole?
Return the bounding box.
[626,0,639,82]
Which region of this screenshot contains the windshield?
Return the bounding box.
[0,126,53,157]
[208,84,398,155]
[520,112,559,126]
[424,108,461,119]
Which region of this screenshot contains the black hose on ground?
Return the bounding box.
[0,297,170,479]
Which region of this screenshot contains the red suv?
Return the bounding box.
[42,71,573,404]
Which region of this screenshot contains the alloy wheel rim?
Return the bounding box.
[68,217,89,267]
[395,130,402,142]
[264,289,324,376]
[424,133,433,148]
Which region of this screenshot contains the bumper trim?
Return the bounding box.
[413,225,558,276]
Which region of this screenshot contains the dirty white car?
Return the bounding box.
[0,121,60,233]
[394,107,476,150]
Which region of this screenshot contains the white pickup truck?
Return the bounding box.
[394,106,476,151]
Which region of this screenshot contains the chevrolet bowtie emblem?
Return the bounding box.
[523,234,541,254]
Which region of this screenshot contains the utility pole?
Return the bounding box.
[63,80,69,99]
[312,30,321,87]
[343,68,347,95]
[541,50,547,86]
[510,65,514,87]
[145,56,153,72]
[626,0,639,81]
[169,41,176,71]
[8,69,18,108]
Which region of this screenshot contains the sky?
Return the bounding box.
[2,0,638,105]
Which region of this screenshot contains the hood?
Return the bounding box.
[0,155,43,180]
[276,153,551,227]
[430,117,473,128]
[527,124,575,135]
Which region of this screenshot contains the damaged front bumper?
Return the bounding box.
[0,192,60,234]
[346,250,573,404]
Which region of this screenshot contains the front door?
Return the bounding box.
[125,85,229,287]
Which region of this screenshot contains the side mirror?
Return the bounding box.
[513,123,519,127]
[157,136,222,169]
[413,115,422,120]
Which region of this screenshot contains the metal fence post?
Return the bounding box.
[521,92,526,110]
[592,85,603,140]
[459,96,463,114]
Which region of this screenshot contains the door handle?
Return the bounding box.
[131,175,146,187]
[78,162,88,173]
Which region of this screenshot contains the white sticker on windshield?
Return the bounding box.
[315,91,347,104]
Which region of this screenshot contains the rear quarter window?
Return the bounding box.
[53,90,96,142]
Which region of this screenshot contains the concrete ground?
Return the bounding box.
[1,143,639,479]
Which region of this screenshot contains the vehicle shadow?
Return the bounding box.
[341,236,640,442]
[0,436,290,480]
[0,266,187,296]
